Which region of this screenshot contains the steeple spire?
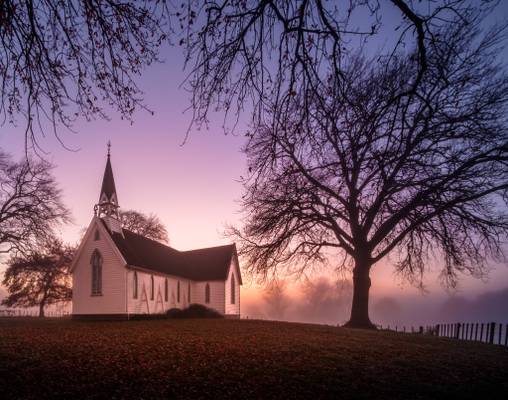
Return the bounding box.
[96,142,119,219]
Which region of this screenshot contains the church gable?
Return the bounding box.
[70,217,126,273]
[71,217,127,315]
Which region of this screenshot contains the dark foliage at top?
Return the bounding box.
[182,0,491,132]
[0,0,169,149]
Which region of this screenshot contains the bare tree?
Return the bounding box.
[182,1,491,132]
[120,209,169,244]
[2,238,74,317]
[0,150,69,255]
[0,0,169,148]
[228,10,508,328]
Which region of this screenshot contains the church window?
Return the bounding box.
[164,279,168,302]
[231,274,235,304]
[205,283,210,304]
[91,250,102,296]
[94,230,100,241]
[177,281,180,303]
[150,275,154,300]
[188,283,191,303]
[133,272,138,299]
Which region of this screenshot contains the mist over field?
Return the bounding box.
[1,277,507,326]
[241,281,508,328]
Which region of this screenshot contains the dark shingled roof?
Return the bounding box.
[100,155,117,201]
[103,221,239,282]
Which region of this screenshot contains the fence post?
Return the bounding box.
[436,324,440,337]
[489,322,496,344]
[480,324,484,342]
[475,323,479,341]
[455,323,461,339]
[505,324,508,346]
[499,324,502,345]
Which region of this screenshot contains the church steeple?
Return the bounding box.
[96,142,120,219]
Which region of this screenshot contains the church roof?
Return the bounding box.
[102,221,240,283]
[100,154,117,201]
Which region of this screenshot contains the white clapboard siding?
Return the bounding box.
[127,270,193,315]
[193,281,225,314]
[224,259,241,316]
[72,220,126,315]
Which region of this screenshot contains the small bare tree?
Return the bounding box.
[0,0,169,148]
[0,150,69,255]
[120,209,169,244]
[2,238,74,317]
[229,12,508,328]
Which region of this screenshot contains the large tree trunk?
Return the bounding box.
[38,302,45,318]
[344,256,376,329]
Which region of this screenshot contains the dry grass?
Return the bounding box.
[0,318,507,399]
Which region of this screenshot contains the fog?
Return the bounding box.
[242,279,508,328]
[1,274,506,325]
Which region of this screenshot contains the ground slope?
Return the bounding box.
[0,318,507,399]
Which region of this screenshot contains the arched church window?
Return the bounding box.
[164,279,168,302]
[94,230,100,241]
[133,271,138,299]
[177,281,180,303]
[91,250,102,296]
[188,282,191,303]
[231,273,235,304]
[205,283,210,304]
[150,275,154,300]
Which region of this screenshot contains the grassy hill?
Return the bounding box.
[0,318,507,399]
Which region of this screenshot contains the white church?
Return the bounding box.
[70,148,241,319]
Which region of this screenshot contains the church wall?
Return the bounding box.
[192,281,225,314]
[224,258,241,316]
[72,221,126,315]
[126,267,228,315]
[126,270,194,315]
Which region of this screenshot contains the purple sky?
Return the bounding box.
[1,3,508,318]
